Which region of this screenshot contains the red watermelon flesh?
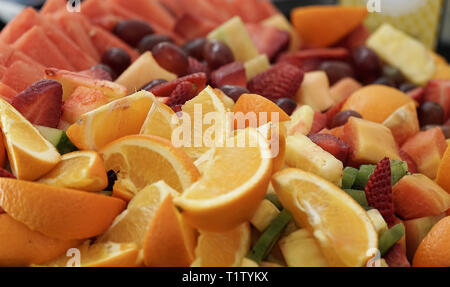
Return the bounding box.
[0,7,39,44]
[179,0,228,24]
[0,65,6,79]
[37,22,97,71]
[1,60,45,93]
[87,25,139,62]
[174,13,216,41]
[234,0,273,23]
[12,26,74,70]
[40,0,66,15]
[6,49,45,72]
[0,82,18,103]
[49,11,100,61]
[0,42,14,66]
[159,0,185,18]
[81,0,112,20]
[109,0,176,30]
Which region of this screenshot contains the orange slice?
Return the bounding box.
[100,135,200,201]
[0,178,125,240]
[174,128,272,232]
[140,101,178,141]
[191,222,251,267]
[0,214,81,267]
[0,98,60,180]
[142,194,197,267]
[66,90,155,151]
[272,168,378,267]
[38,150,108,192]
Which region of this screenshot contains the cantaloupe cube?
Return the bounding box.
[329,77,362,104]
[382,102,420,146]
[401,127,447,179]
[344,117,400,165]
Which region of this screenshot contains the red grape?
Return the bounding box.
[152,42,189,76]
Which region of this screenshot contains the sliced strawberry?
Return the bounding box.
[247,63,303,101]
[187,57,209,77]
[11,79,62,128]
[364,157,395,226]
[166,81,197,107]
[399,149,418,174]
[407,87,425,104]
[423,80,450,119]
[384,243,411,267]
[210,61,246,88]
[337,24,370,51]
[309,111,327,134]
[0,168,15,179]
[149,72,207,98]
[307,133,349,164]
[246,23,290,61]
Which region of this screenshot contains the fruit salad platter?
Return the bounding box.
[0,0,449,268]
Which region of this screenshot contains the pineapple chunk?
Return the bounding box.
[244,54,270,81]
[366,24,435,86]
[279,229,328,267]
[285,133,343,185]
[284,105,314,136]
[250,199,280,232]
[208,17,259,62]
[367,209,388,236]
[294,71,335,111]
[240,258,259,267]
[115,52,176,92]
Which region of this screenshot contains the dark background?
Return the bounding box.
[0,0,449,60]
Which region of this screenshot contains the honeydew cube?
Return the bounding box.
[279,229,328,267]
[244,54,270,81]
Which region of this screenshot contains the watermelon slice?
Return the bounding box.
[12,26,74,70]
[159,0,185,18]
[174,13,216,41]
[87,25,140,62]
[109,0,176,30]
[233,0,273,23]
[40,0,66,15]
[81,0,113,19]
[49,11,100,61]
[6,49,46,72]
[1,60,45,92]
[0,42,14,66]
[0,65,6,79]
[0,8,38,44]
[179,0,228,24]
[0,82,18,103]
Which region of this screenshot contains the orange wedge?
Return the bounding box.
[0,214,81,267]
[174,128,272,232]
[233,93,290,129]
[140,101,179,141]
[142,194,197,267]
[272,168,378,267]
[341,85,414,123]
[97,181,178,250]
[0,98,60,180]
[191,222,251,267]
[66,91,155,151]
[0,178,125,240]
[180,86,230,159]
[100,135,200,201]
[36,241,140,267]
[38,151,108,192]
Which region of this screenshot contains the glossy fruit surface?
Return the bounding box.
[203,40,234,70]
[138,34,173,54]
[152,42,189,76]
[101,47,131,76]
[114,20,154,47]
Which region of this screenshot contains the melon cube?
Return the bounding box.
[344,117,400,165]
[329,77,362,104]
[401,127,447,179]
[294,71,335,112]
[382,102,420,146]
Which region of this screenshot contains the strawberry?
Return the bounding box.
[337,24,370,51]
[399,149,418,174]
[309,111,328,134]
[149,72,207,98]
[11,79,62,128]
[246,23,290,61]
[384,243,411,267]
[187,57,209,76]
[407,87,425,104]
[247,63,304,101]
[364,157,395,226]
[307,133,349,164]
[423,80,450,119]
[166,81,197,107]
[0,167,15,179]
